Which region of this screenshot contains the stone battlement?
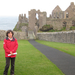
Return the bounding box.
[19,14,28,23]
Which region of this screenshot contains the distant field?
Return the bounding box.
[0,40,64,75]
[36,40,75,57]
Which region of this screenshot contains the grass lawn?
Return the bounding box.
[0,40,64,75]
[36,40,75,57]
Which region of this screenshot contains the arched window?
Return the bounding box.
[57,17,59,19]
[35,13,39,28]
[66,12,69,18]
[63,21,67,27]
[36,13,39,19]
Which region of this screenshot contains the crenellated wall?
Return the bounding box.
[0,30,28,41]
[37,31,75,44]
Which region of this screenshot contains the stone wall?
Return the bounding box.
[46,17,74,30]
[37,31,75,44]
[28,9,46,30]
[0,30,27,41]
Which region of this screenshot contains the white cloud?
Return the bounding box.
[0,0,75,17]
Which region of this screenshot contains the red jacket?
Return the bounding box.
[3,37,18,58]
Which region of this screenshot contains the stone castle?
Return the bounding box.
[14,2,75,32]
[1,2,75,42]
[47,2,75,30]
[13,2,75,39]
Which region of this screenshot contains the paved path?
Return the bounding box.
[29,40,75,75]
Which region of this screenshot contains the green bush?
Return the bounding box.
[70,26,75,30]
[39,24,53,31]
[60,27,66,31]
[38,25,67,32]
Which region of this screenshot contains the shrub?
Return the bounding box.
[60,27,66,31]
[40,24,53,31]
[70,26,75,30]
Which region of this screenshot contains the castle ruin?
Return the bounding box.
[28,9,46,30]
[13,2,75,39]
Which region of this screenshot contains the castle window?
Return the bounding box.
[63,21,67,27]
[66,15,69,18]
[72,20,75,26]
[57,17,59,19]
[66,12,69,18]
[66,12,68,14]
[36,13,39,19]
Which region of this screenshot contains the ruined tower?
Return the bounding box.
[19,14,28,23]
[28,9,36,30]
[28,9,46,30]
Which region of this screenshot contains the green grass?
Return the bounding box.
[36,40,75,57]
[0,40,64,75]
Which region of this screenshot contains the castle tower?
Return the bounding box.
[19,14,22,22]
[21,14,23,19]
[28,9,36,30]
[24,14,26,19]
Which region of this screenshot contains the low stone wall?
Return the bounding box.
[37,31,75,44]
[0,30,27,41]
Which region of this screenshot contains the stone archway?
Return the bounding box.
[28,27,35,40]
[28,9,47,39]
[28,9,46,30]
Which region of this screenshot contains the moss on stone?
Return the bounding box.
[39,24,53,32]
[13,23,28,31]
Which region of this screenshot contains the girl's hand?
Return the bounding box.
[10,51,13,55]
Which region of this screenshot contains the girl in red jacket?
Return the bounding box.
[3,30,18,75]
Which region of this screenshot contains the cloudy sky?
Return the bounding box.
[0,0,75,17]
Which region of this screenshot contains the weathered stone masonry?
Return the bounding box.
[37,31,75,44]
[0,30,27,41]
[1,30,75,44]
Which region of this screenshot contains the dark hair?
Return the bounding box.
[6,30,14,37]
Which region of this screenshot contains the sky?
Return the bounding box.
[0,0,75,17]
